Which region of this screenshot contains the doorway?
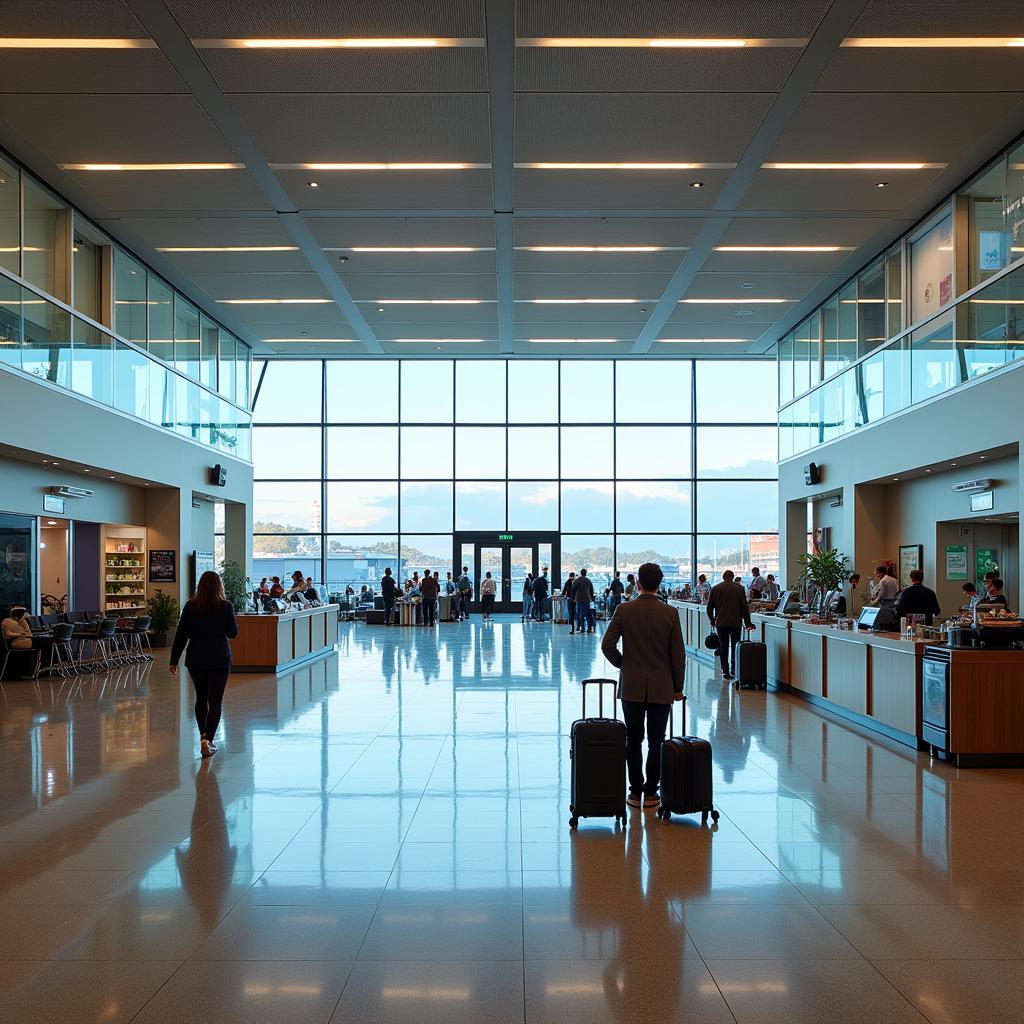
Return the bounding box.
[453,532,559,613]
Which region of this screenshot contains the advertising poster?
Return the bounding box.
[148,549,176,584]
[945,544,968,581]
[899,545,922,589]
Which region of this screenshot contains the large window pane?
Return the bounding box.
[561,482,613,532]
[616,482,691,532]
[0,157,18,276]
[71,319,112,406]
[697,533,779,583]
[911,211,953,323]
[72,230,101,322]
[326,535,399,593]
[456,360,505,422]
[148,276,174,367]
[400,482,453,531]
[174,295,201,380]
[696,427,777,478]
[255,481,322,533]
[401,426,453,477]
[113,340,149,419]
[400,535,454,575]
[616,535,692,587]
[23,177,67,299]
[508,360,557,421]
[253,534,322,590]
[696,481,778,532]
[508,481,558,530]
[455,482,505,530]
[218,329,236,401]
[508,426,558,478]
[616,361,691,421]
[327,426,397,478]
[256,360,322,420]
[327,360,398,421]
[199,314,218,389]
[561,535,613,589]
[561,427,613,478]
[560,361,612,420]
[114,249,147,346]
[23,292,71,388]
[696,361,777,422]
[253,426,322,478]
[456,426,505,478]
[616,426,690,477]
[401,360,453,421]
[327,482,398,532]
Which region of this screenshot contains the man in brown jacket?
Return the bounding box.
[706,569,753,680]
[601,562,685,808]
[419,570,440,627]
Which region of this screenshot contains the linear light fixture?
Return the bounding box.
[374,298,487,304]
[263,338,356,343]
[524,298,643,304]
[658,338,749,343]
[515,162,733,170]
[0,37,157,48]
[272,162,488,171]
[193,37,484,48]
[843,37,1024,48]
[517,245,677,253]
[60,162,244,171]
[516,37,805,48]
[217,298,333,304]
[763,162,945,170]
[715,245,853,252]
[157,245,299,253]
[0,246,44,252]
[391,338,485,344]
[329,246,494,253]
[681,297,792,303]
[528,338,620,344]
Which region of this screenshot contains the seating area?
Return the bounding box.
[1,610,153,682]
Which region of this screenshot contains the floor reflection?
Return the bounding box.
[1,617,1023,1023]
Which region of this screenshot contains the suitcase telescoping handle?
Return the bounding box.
[581,678,618,720]
[667,692,687,738]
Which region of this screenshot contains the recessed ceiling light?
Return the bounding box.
[925,468,931,472]
[377,306,385,313]
[338,246,493,253]
[979,455,986,459]
[42,459,48,464]
[144,482,150,486]
[0,37,158,49]
[516,37,804,48]
[763,162,944,171]
[658,338,749,343]
[375,298,486,305]
[60,162,243,171]
[280,162,487,171]
[893,477,899,481]
[83,469,90,472]
[337,255,349,262]
[681,297,791,304]
[109,475,115,479]
[52,462,59,466]
[735,310,755,317]
[951,462,957,466]
[843,37,1024,48]
[157,245,299,253]
[740,282,756,289]
[715,245,853,252]
[392,338,484,344]
[217,298,333,304]
[526,298,642,304]
[47,520,57,525]
[306,180,320,188]
[194,37,480,49]
[516,162,733,171]
[876,181,888,188]
[519,245,672,253]
[689,181,704,188]
[528,338,619,344]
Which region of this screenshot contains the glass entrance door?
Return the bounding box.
[453,533,560,614]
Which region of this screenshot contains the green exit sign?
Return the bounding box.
[498,534,514,542]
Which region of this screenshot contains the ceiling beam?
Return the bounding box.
[123,0,382,354]
[631,0,872,354]
[486,0,516,354]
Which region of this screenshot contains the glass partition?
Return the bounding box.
[23,178,67,300]
[0,157,18,277]
[114,249,147,346]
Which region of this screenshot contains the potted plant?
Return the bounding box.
[147,589,180,648]
[220,559,251,614]
[796,547,851,616]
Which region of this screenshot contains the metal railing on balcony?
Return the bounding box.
[779,257,1024,460]
[0,274,251,461]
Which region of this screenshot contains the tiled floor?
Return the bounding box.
[1,616,1023,1023]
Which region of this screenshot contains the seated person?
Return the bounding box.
[984,578,1009,609]
[284,571,310,605]
[960,582,980,611]
[258,577,270,596]
[269,577,285,598]
[303,576,322,604]
[2,607,34,649]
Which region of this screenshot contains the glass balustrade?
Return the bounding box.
[0,280,251,460]
[779,259,1024,458]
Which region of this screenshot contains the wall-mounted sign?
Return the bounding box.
[42,494,66,515]
[497,534,514,542]
[969,490,994,513]
[149,549,176,583]
[945,544,968,581]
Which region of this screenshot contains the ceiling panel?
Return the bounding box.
[381,340,501,355]
[514,249,690,273]
[362,305,498,326]
[308,217,495,247]
[224,303,344,325]
[0,52,186,94]
[70,171,271,212]
[514,169,730,210]
[0,94,239,162]
[274,169,494,210]
[2,0,147,34]
[247,320,355,342]
[162,249,312,274]
[513,323,640,340]
[264,340,360,356]
[376,323,498,340]
[516,49,797,93]
[229,94,491,162]
[514,272,672,300]
[717,217,892,246]
[666,304,781,327]
[817,50,1024,94]
[682,270,822,300]
[329,250,496,274]
[515,93,774,162]
[187,272,330,299]
[120,216,293,247]
[700,250,851,274]
[738,169,944,212]
[514,217,705,246]
[166,0,485,37]
[513,304,652,324]
[516,0,830,37]
[847,0,1022,36]
[201,50,487,93]
[339,273,497,301]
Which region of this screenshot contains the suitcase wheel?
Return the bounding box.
[657,807,670,821]
[569,816,578,829]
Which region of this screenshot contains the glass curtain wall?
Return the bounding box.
[244,359,779,596]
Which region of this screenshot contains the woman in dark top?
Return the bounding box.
[169,570,239,759]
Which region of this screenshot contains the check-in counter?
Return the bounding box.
[230,604,339,673]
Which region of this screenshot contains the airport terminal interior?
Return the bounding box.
[3,2,1024,1022]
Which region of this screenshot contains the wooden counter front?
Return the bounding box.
[230,605,339,673]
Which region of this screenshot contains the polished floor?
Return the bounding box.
[2,616,1024,1023]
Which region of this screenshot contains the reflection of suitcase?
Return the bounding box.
[735,640,768,690]
[569,680,626,829]
[364,610,386,625]
[657,703,719,825]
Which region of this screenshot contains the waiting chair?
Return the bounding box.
[44,623,79,678]
[0,634,41,681]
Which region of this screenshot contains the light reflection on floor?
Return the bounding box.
[1,615,1023,1023]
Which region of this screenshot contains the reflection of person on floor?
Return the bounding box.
[708,680,750,783]
[174,759,237,931]
[413,625,440,683]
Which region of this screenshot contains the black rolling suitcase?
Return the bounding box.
[734,639,768,690]
[569,679,627,829]
[657,703,720,825]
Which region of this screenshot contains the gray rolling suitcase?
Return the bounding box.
[734,640,768,690]
[657,702,720,825]
[569,679,627,829]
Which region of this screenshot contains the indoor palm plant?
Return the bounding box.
[220,559,251,614]
[796,547,851,615]
[147,589,180,647]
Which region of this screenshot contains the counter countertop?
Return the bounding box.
[236,604,337,621]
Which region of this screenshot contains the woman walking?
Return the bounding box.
[169,570,239,759]
[480,571,497,621]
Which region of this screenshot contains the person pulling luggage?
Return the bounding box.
[706,570,754,681]
[600,562,685,809]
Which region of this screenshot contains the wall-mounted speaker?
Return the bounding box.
[804,462,821,486]
[210,464,227,487]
